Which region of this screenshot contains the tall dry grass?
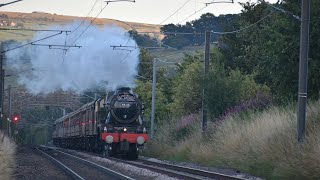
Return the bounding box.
[0,131,16,180]
[146,100,320,179]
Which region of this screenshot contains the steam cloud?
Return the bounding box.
[6,23,140,94]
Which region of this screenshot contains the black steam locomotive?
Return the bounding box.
[52,87,148,159]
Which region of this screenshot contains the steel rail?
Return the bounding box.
[41,146,134,180]
[138,159,247,180]
[44,146,246,180]
[35,147,85,180]
[108,156,246,180]
[109,157,204,180]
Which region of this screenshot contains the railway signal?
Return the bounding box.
[13,114,20,124]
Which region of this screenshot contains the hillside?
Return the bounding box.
[0,11,206,78]
[0,11,161,41]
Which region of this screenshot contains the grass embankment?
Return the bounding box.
[0,131,16,179]
[145,100,320,179]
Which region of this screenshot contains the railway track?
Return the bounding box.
[136,159,247,180]
[36,146,133,180]
[108,157,247,180]
[49,146,247,180]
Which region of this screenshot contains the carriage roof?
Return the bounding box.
[54,99,99,124]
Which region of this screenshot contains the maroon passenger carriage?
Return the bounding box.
[52,87,148,159]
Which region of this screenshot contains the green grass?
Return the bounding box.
[145,100,320,180]
[149,45,203,77]
[150,45,203,63]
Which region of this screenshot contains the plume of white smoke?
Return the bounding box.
[5,23,139,94]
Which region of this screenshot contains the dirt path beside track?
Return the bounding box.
[12,145,70,180]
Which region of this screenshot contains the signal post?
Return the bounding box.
[8,85,12,137]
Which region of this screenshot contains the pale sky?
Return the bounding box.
[0,0,279,24]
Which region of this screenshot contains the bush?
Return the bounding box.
[172,53,270,117]
[207,67,270,117]
[171,61,203,115]
[0,131,16,179]
[146,100,320,180]
[145,114,200,160]
[135,80,171,123]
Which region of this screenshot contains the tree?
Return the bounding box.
[160,13,239,48]
[219,1,320,102]
[135,49,173,122]
[172,60,203,115]
[16,107,63,144]
[161,23,194,49]
[171,48,269,117]
[138,48,153,80]
[129,30,158,47]
[135,80,171,123]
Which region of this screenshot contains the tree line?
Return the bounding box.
[134,0,320,122]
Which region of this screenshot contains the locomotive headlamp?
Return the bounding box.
[123,128,127,132]
[106,135,114,144]
[137,136,145,145]
[143,127,147,133]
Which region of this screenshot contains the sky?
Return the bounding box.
[0,0,279,24]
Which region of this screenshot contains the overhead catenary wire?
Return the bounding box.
[211,11,274,35]
[120,48,138,62]
[160,0,234,25]
[156,58,178,64]
[159,0,193,25]
[111,0,210,62]
[136,74,148,80]
[138,31,203,35]
[4,68,35,77]
[0,28,71,33]
[49,47,69,51]
[31,43,82,48]
[176,0,233,24]
[70,0,100,35]
[110,19,178,63]
[205,0,233,5]
[112,0,238,63]
[114,19,177,50]
[0,0,22,7]
[127,3,273,66]
[67,4,109,50]
[1,31,64,54]
[141,8,274,64]
[103,2,203,64]
[67,0,135,52]
[178,5,208,24]
[258,0,300,21]
[110,45,169,50]
[133,11,275,36]
[176,0,234,24]
[105,0,135,4]
[0,28,70,38]
[0,31,27,36]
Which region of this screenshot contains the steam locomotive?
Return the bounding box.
[52,87,148,159]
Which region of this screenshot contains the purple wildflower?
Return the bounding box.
[215,92,272,122]
[176,114,198,130]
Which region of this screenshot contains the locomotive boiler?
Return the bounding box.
[52,87,148,159]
